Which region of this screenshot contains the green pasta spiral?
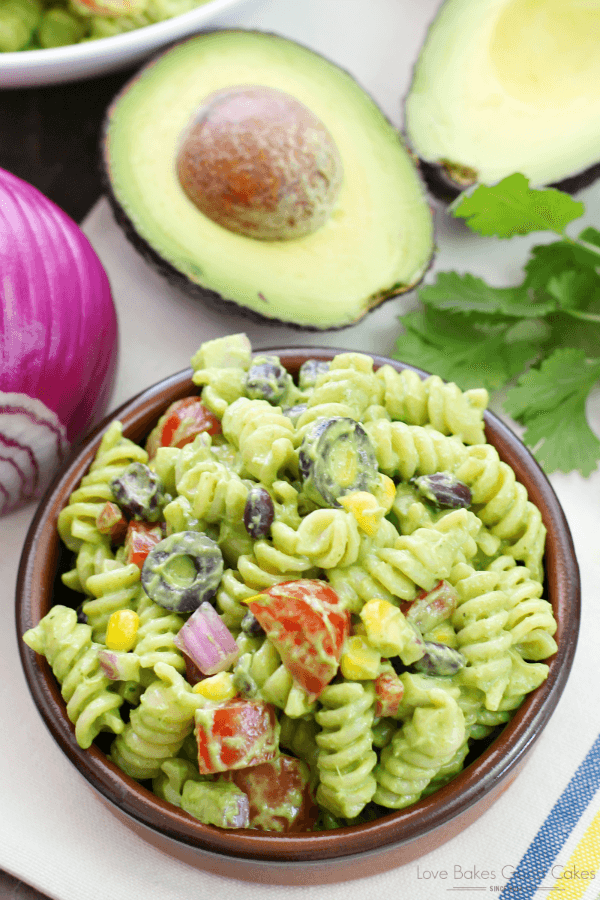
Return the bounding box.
[110,663,204,781]
[455,444,546,580]
[234,637,315,718]
[315,680,377,819]
[191,332,252,417]
[375,364,489,445]
[487,555,557,660]
[22,606,124,749]
[61,539,115,594]
[295,508,361,569]
[221,397,296,484]
[176,458,249,525]
[152,758,207,807]
[132,592,187,674]
[366,508,481,601]
[215,568,259,629]
[364,419,469,480]
[57,421,148,553]
[374,688,466,808]
[295,353,384,440]
[449,562,513,711]
[236,519,318,592]
[279,713,321,789]
[83,561,143,643]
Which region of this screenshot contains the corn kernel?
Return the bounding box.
[360,598,423,662]
[339,491,382,536]
[192,671,238,701]
[340,635,381,680]
[375,474,396,514]
[105,609,140,652]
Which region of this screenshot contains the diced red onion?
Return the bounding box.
[97,649,140,682]
[174,602,240,676]
[0,167,118,515]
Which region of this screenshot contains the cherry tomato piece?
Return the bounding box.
[246,579,350,701]
[194,698,279,775]
[374,669,405,718]
[96,501,128,545]
[146,397,221,457]
[124,521,164,569]
[225,755,319,832]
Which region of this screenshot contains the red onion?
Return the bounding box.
[0,167,118,515]
[174,602,240,675]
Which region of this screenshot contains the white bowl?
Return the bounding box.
[0,0,251,88]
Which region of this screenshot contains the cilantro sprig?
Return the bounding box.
[394,173,600,476]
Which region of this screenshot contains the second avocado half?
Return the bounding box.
[102,30,434,330]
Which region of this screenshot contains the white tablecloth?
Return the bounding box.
[3,2,600,898]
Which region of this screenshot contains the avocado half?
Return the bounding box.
[404,0,600,201]
[102,30,434,330]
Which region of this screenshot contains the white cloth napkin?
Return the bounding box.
[3,1,600,898]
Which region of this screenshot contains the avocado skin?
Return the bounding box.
[100,30,434,331]
[418,157,600,205]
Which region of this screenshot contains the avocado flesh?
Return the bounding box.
[103,30,434,330]
[405,0,600,193]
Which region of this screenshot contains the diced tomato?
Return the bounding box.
[374,669,404,718]
[124,521,163,569]
[96,501,128,545]
[194,698,279,775]
[404,580,458,632]
[246,579,350,701]
[146,397,222,457]
[224,755,319,832]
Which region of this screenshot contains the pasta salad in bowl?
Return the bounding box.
[17,336,579,882]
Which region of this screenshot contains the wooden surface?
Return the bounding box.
[0,66,136,222]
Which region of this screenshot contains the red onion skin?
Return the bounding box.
[0,167,118,444]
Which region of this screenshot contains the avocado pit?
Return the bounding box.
[176,86,344,241]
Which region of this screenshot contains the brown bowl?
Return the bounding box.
[16,348,580,884]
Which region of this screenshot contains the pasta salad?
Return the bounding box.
[23,334,557,832]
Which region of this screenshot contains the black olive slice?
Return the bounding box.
[141,531,223,612]
[298,417,378,507]
[110,462,167,522]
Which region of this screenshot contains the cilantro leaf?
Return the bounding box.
[418,270,556,318]
[394,308,542,392]
[451,173,584,238]
[504,349,600,475]
[579,226,600,249]
[546,270,600,310]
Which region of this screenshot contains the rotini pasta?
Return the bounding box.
[315,681,378,819]
[295,352,384,441]
[375,364,488,445]
[110,663,204,780]
[364,419,469,481]
[24,334,557,833]
[57,421,148,553]
[22,606,124,749]
[221,397,296,485]
[83,561,143,643]
[449,562,513,711]
[374,688,466,808]
[455,444,546,580]
[132,592,187,674]
[487,555,557,660]
[233,638,315,718]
